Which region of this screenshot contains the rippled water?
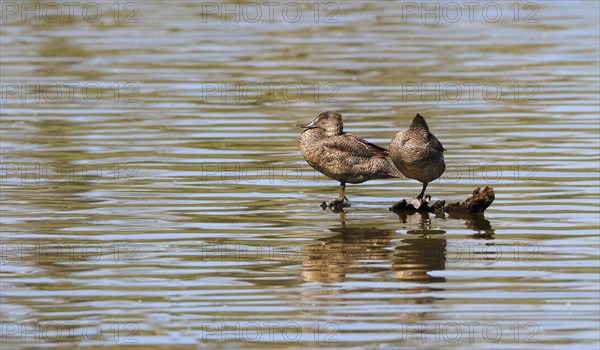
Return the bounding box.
[1,1,599,348]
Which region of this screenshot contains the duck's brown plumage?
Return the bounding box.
[389,114,446,198]
[298,111,401,185]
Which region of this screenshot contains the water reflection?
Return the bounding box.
[395,210,446,236]
[302,212,394,283]
[392,211,447,284]
[2,0,597,346]
[448,212,495,239]
[395,208,495,238]
[303,210,496,284]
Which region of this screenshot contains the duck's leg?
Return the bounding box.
[391,182,432,211]
[339,182,348,201]
[417,182,428,200]
[321,182,350,211]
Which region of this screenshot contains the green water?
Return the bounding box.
[1,1,599,349]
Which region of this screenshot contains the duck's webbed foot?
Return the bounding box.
[321,198,351,211]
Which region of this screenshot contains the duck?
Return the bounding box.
[389,113,446,199]
[297,111,401,208]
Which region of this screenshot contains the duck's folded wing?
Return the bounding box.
[322,133,389,158]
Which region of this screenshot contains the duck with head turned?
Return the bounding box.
[297,111,401,208]
[389,113,446,200]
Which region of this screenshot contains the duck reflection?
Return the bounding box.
[302,212,394,283]
[391,209,496,284]
[302,210,495,284]
[302,211,448,286]
[392,211,447,284]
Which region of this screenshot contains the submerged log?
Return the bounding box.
[445,186,495,214]
[390,186,495,214]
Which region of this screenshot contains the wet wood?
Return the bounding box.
[390,186,495,214]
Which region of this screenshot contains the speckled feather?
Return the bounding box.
[389,114,446,183]
[298,112,401,184]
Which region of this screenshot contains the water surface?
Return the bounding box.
[1,1,599,348]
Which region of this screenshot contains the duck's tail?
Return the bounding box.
[384,159,404,178]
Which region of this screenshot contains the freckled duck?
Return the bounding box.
[389,113,446,199]
[297,111,401,208]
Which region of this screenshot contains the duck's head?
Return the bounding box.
[410,113,430,132]
[297,111,343,136]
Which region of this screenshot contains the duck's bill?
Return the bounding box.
[296,121,317,128]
